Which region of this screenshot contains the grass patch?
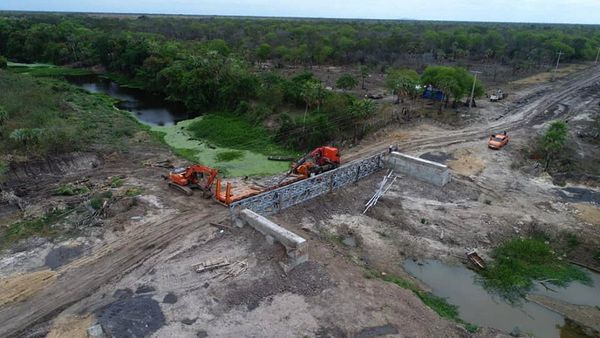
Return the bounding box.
[173,148,200,163]
[215,150,244,162]
[110,176,124,188]
[125,187,144,197]
[0,71,150,158]
[9,64,93,77]
[480,238,590,300]
[365,269,475,330]
[102,72,146,89]
[187,114,287,155]
[56,184,90,196]
[1,208,71,248]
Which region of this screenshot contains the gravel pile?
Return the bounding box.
[225,261,333,310]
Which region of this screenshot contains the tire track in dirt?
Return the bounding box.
[0,209,227,337]
[345,65,600,161]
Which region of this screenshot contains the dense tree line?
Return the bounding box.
[0,14,593,150]
[2,14,599,68]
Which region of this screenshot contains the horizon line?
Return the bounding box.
[1,9,599,26]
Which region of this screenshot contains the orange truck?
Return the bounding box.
[488,132,509,150]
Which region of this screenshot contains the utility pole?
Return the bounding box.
[595,47,600,64]
[468,70,482,111]
[552,51,563,81]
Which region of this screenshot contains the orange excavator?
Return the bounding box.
[290,146,341,177]
[164,165,218,197]
[215,146,342,206]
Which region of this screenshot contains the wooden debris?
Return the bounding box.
[466,249,486,269]
[195,258,230,273]
[216,260,248,281]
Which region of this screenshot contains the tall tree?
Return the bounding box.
[541,121,568,170]
[359,65,369,90]
[385,68,419,104]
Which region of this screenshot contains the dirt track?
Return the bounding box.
[0,209,226,337]
[346,64,600,160]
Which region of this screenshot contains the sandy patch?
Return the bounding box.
[0,270,57,306]
[46,314,94,338]
[573,203,600,226]
[447,148,486,176]
[511,64,589,85]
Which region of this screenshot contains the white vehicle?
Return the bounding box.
[490,89,504,102]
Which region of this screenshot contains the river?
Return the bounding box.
[66,75,191,126]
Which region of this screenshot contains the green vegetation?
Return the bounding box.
[541,121,569,170]
[1,208,71,248]
[188,115,285,155]
[0,71,145,157]
[364,269,476,331]
[110,176,125,188]
[0,55,6,69]
[480,238,590,300]
[125,187,144,197]
[89,197,104,210]
[152,119,290,177]
[336,74,358,90]
[215,150,245,162]
[56,184,90,196]
[8,64,93,77]
[420,66,485,110]
[385,68,420,104]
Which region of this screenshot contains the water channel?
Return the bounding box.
[404,259,600,337]
[66,75,191,126]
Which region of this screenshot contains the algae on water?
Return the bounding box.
[152,118,290,177]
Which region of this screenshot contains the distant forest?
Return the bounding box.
[1,14,598,149]
[1,14,599,68]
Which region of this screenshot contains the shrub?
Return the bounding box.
[481,238,590,300]
[0,56,7,69]
[56,184,89,196]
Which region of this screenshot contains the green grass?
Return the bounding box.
[215,150,245,162]
[8,64,93,77]
[56,184,90,196]
[0,71,149,157]
[102,72,146,89]
[187,114,287,155]
[364,269,475,330]
[1,208,71,248]
[110,176,125,188]
[480,238,590,300]
[125,187,144,197]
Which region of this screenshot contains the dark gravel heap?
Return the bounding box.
[224,261,333,310]
[96,296,165,338]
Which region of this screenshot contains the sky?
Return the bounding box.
[0,0,599,24]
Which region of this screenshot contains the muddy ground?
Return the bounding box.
[0,64,599,337]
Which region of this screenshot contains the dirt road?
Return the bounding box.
[345,64,600,160]
[0,208,226,337]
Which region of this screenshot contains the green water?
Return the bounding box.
[152,118,290,177]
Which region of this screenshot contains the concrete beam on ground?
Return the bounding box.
[236,209,308,272]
